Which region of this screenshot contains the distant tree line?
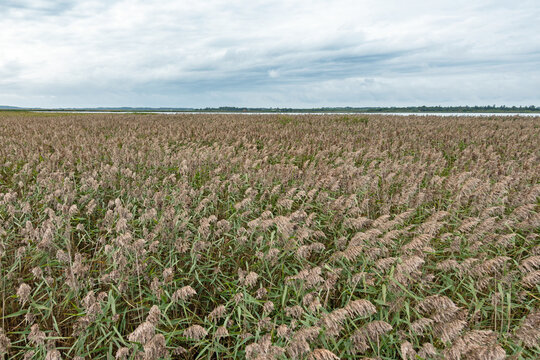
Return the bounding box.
[2,105,539,113]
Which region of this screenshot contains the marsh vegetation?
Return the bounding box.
[0,112,539,359]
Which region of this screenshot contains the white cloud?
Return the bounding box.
[0,0,539,107]
[268,70,279,79]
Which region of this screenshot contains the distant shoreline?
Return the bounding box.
[1,106,540,114]
[2,104,540,114]
[0,110,539,117]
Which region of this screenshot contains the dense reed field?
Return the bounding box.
[0,112,539,359]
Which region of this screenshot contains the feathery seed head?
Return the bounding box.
[183,325,208,341]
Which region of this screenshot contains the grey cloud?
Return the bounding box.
[0,0,75,16]
[0,0,539,107]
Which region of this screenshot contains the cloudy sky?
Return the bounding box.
[1,0,539,108]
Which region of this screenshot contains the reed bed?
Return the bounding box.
[0,112,539,359]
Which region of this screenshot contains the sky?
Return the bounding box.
[1,0,539,108]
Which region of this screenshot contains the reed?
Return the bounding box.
[0,112,538,359]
